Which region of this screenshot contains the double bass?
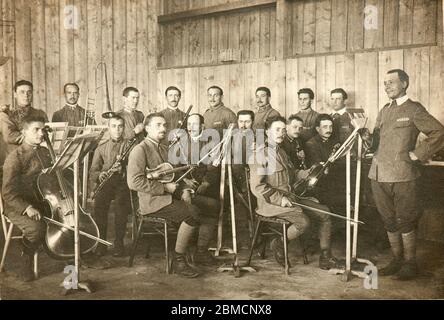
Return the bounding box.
[38,127,100,260]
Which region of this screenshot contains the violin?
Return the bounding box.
[292,143,341,196]
[146,162,195,183]
[38,127,100,260]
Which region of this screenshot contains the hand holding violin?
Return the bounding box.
[164,182,178,194]
[25,206,42,221]
[280,196,293,208]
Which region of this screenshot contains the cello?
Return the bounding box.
[37,127,100,260]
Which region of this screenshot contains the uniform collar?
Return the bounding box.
[146,136,161,146]
[23,141,40,150]
[209,103,224,111]
[190,133,202,142]
[110,137,124,143]
[394,95,409,106]
[65,103,78,110]
[257,104,272,113]
[332,107,347,116]
[167,106,180,112]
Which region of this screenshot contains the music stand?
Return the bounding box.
[48,130,107,294]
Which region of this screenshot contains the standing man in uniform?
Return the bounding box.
[295,88,319,142]
[330,88,353,144]
[89,114,131,257]
[253,87,281,131]
[159,86,186,144]
[0,80,48,158]
[281,115,306,169]
[52,83,95,126]
[203,86,237,140]
[115,87,145,143]
[368,69,444,280]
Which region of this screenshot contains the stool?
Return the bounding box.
[245,212,308,275]
[0,195,39,278]
[128,191,177,274]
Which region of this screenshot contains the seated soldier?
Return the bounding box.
[281,115,306,169]
[2,116,51,281]
[89,114,131,257]
[127,113,203,278]
[249,116,338,270]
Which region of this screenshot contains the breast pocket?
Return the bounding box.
[394,120,413,129]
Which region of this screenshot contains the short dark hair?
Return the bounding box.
[265,115,286,130]
[256,86,271,97]
[108,114,125,126]
[165,86,181,97]
[297,88,314,100]
[21,115,45,129]
[207,85,223,96]
[64,82,80,93]
[123,86,139,97]
[287,114,304,125]
[237,110,255,122]
[14,80,33,92]
[387,69,410,90]
[187,113,204,125]
[144,112,165,126]
[314,114,333,127]
[330,88,348,100]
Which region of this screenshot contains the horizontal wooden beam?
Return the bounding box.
[158,0,276,24]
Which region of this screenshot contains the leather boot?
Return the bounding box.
[193,248,218,267]
[20,239,35,282]
[172,253,200,278]
[395,230,418,280]
[270,237,290,268]
[380,231,403,276]
[319,249,338,270]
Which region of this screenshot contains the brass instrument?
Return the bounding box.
[91,136,138,199]
[85,61,113,125]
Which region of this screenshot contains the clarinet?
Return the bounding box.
[91,136,138,199]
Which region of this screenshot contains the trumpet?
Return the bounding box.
[91,136,138,199]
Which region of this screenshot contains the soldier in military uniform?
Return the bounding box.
[115,87,145,143]
[203,86,237,139]
[368,69,444,280]
[253,87,281,131]
[281,115,306,169]
[2,116,51,282]
[52,83,96,126]
[249,116,337,270]
[330,88,353,144]
[0,80,48,158]
[294,88,319,142]
[159,86,186,145]
[89,114,131,257]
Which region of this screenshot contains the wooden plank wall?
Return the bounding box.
[0,0,159,118]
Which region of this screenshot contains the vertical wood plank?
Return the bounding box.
[217,15,228,63]
[198,66,214,113]
[292,0,304,55]
[59,0,74,93]
[74,0,88,97]
[270,60,286,115]
[347,0,365,51]
[429,46,444,121]
[270,7,276,58]
[355,52,379,129]
[298,57,316,109]
[249,9,260,60]
[285,58,299,115]
[228,63,244,112]
[147,0,158,110]
[113,0,127,108]
[102,0,114,112]
[438,0,443,45]
[398,0,414,45]
[364,0,384,49]
[15,0,32,81]
[378,49,404,108]
[228,13,240,61]
[137,0,149,113]
[45,0,61,115]
[325,54,336,106]
[1,0,15,105]
[334,54,355,107]
[383,0,399,46]
[403,47,430,108]
[87,0,102,112]
[303,0,316,54]
[239,11,250,61]
[30,0,46,110]
[275,0,288,59]
[184,67,199,112]
[259,8,270,59]
[126,0,137,85]
[330,0,347,52]
[315,0,332,53]
[244,62,258,110]
[315,56,327,113]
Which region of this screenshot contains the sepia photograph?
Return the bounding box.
[0,0,443,306]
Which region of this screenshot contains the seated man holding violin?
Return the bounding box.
[249,116,338,270]
[2,115,51,282]
[89,113,132,258]
[127,113,204,278]
[174,113,221,266]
